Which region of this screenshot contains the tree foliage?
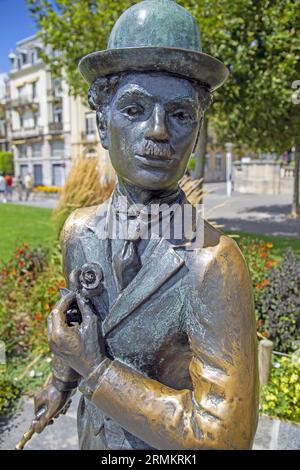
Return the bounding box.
[0,152,14,174]
[27,0,300,154]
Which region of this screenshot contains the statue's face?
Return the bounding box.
[105,73,201,190]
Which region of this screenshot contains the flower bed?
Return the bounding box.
[34,186,62,193]
[0,244,65,416]
[238,237,300,422]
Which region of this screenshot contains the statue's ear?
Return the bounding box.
[96,111,109,150]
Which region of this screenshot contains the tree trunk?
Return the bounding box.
[192,116,208,188]
[291,141,300,217]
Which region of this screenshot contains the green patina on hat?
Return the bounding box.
[78,0,229,91]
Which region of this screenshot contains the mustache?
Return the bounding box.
[137,140,174,158]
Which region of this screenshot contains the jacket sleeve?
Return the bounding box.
[81,236,259,450]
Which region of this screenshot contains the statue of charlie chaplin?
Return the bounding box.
[33,0,259,450]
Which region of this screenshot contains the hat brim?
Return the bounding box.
[78,46,229,91]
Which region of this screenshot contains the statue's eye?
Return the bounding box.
[173,111,191,121]
[123,105,143,117]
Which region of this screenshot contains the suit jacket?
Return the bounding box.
[58,196,259,450]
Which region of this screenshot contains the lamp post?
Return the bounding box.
[225,142,233,197]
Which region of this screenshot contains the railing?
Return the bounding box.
[12,126,44,139]
[47,89,63,101]
[49,122,63,132]
[10,96,39,109]
[81,130,97,141]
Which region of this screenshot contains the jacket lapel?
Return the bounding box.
[102,237,185,336]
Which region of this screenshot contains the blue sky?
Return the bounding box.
[0,0,38,73]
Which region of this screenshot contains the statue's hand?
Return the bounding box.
[48,292,104,379]
[32,383,72,434]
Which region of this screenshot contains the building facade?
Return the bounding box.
[8,35,106,187]
[0,74,11,153]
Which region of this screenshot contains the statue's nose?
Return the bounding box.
[145,104,169,142]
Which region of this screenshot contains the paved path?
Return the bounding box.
[204,183,300,238]
[0,393,299,450]
[4,183,300,237]
[1,196,59,210]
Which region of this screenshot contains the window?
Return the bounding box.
[17,144,27,158]
[31,50,36,65]
[32,143,42,158]
[205,153,211,172]
[216,152,223,170]
[21,53,28,65]
[52,163,64,186]
[33,164,43,185]
[0,120,5,136]
[51,140,64,157]
[33,112,38,127]
[20,164,28,182]
[85,112,95,135]
[18,85,26,98]
[32,82,37,99]
[23,111,34,129]
[52,78,63,97]
[53,106,62,123]
[19,114,24,128]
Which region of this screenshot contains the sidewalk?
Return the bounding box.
[204,183,300,238]
[6,183,300,237]
[0,393,299,450]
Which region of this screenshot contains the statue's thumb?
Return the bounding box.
[75,293,94,325]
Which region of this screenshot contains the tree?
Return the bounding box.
[27,0,136,98]
[27,0,300,212]
[0,152,14,175]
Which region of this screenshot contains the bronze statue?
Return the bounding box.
[26,0,259,450]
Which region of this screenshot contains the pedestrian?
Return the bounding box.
[25,172,33,201]
[0,173,7,203]
[4,174,13,202]
[16,175,23,201]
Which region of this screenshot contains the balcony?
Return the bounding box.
[47,89,63,102]
[0,123,6,139]
[10,96,39,111]
[12,126,44,139]
[49,122,63,133]
[81,130,98,142]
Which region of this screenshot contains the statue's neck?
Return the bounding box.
[117,177,180,206]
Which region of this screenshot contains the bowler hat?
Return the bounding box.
[79,0,229,91]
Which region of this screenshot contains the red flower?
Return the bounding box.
[264,261,273,269]
[34,312,43,322]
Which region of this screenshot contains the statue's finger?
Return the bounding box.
[75,293,95,326]
[52,292,76,333]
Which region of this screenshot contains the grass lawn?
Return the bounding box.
[0,202,299,265]
[0,203,55,264]
[226,230,300,261]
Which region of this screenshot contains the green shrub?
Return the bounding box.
[0,244,65,415]
[0,243,65,357]
[256,248,300,354]
[261,355,300,423]
[0,152,14,175]
[0,378,21,416]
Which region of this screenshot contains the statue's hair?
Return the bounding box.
[88,73,212,126]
